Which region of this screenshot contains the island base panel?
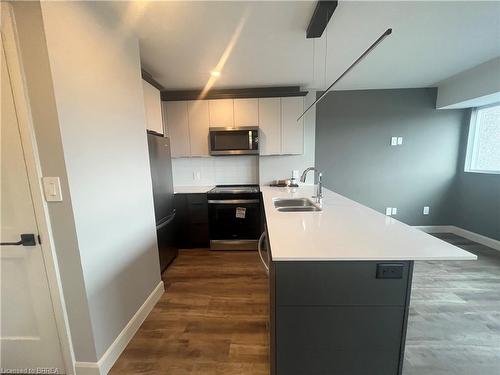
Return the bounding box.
[270,260,414,375]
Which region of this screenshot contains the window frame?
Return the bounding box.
[464,102,500,175]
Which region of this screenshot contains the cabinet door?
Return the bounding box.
[143,80,163,134]
[188,100,210,156]
[234,98,258,127]
[281,97,304,155]
[209,99,234,128]
[258,98,281,155]
[165,101,190,157]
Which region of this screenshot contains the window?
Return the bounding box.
[464,103,500,174]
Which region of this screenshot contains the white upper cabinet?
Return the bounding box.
[165,101,190,157]
[165,95,304,158]
[281,97,304,155]
[142,80,163,134]
[208,99,234,128]
[258,98,282,155]
[188,100,210,157]
[234,98,259,128]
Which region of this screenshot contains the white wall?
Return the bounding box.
[12,2,97,362]
[172,155,258,186]
[436,57,500,109]
[259,91,316,184]
[15,1,161,362]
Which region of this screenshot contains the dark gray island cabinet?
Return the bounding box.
[260,185,476,375]
[269,260,414,375]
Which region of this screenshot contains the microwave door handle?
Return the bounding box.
[249,130,252,150]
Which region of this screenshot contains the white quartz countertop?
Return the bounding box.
[261,186,477,261]
[174,185,214,194]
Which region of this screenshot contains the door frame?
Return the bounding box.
[1,3,75,374]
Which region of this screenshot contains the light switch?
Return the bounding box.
[423,206,430,215]
[385,207,392,216]
[390,137,397,146]
[397,137,403,145]
[391,207,397,215]
[42,177,63,202]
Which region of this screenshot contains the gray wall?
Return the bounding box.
[453,110,500,240]
[315,88,466,226]
[14,1,161,362]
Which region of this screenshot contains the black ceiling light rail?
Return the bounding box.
[306,1,338,39]
[298,28,393,121]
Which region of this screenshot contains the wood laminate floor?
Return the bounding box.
[110,250,269,375]
[111,234,500,375]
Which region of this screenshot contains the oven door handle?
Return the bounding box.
[208,199,260,204]
[258,231,269,274]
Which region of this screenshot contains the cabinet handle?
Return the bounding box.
[258,231,269,273]
[208,199,259,204]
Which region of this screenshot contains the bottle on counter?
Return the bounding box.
[290,170,299,187]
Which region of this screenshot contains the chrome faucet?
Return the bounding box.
[300,167,323,203]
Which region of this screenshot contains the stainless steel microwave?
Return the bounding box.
[209,127,259,155]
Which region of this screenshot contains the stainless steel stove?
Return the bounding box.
[207,185,261,250]
[209,186,260,194]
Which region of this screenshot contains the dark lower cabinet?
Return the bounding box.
[270,260,414,375]
[174,193,209,248]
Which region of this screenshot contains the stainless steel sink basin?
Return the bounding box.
[273,198,322,212]
[277,206,322,212]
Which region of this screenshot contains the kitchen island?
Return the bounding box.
[259,185,476,375]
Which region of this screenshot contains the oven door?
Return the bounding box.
[208,199,260,249]
[209,128,259,155]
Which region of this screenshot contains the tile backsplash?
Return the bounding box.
[172,156,259,186]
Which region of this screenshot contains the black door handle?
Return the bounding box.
[0,233,37,246]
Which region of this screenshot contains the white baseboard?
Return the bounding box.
[75,281,164,375]
[452,227,500,252]
[414,225,500,252]
[73,362,100,375]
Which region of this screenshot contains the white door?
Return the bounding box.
[1,43,65,372]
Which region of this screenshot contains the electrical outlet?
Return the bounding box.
[397,137,403,145]
[391,207,397,215]
[376,263,404,279]
[423,206,430,215]
[390,137,398,146]
[193,171,201,181]
[385,207,392,216]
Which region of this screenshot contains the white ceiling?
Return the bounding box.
[102,1,500,91]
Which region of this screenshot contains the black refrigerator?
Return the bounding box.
[147,132,177,273]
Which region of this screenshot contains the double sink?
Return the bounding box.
[273,198,322,212]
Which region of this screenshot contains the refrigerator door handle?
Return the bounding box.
[156,210,176,230]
